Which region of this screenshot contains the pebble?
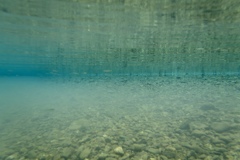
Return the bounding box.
[141,153,148,160]
[146,148,160,154]
[103,134,111,143]
[132,144,145,152]
[200,104,218,111]
[180,121,190,130]
[105,158,116,160]
[218,135,233,143]
[211,122,232,133]
[160,155,168,160]
[53,155,61,160]
[165,146,176,151]
[79,148,91,159]
[211,137,223,144]
[6,154,17,160]
[27,150,37,158]
[192,130,205,137]
[190,143,206,154]
[61,147,72,158]
[98,153,108,160]
[162,150,176,159]
[114,146,124,156]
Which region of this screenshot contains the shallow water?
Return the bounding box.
[0,76,240,159]
[1,0,240,160]
[1,1,240,76]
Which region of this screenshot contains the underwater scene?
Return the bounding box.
[0,0,240,160]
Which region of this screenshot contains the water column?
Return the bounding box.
[0,0,240,77]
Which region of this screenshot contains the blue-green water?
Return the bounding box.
[1,0,240,77]
[0,76,240,159]
[0,0,240,159]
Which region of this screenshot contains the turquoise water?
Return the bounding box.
[1,0,240,76]
[1,0,240,159]
[0,76,240,159]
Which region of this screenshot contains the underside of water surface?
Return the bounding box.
[0,0,240,160]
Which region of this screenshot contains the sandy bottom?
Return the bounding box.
[0,76,240,160]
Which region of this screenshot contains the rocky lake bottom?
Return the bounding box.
[0,76,240,160]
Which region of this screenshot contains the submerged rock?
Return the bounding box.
[6,154,18,160]
[192,130,206,137]
[211,122,234,133]
[131,144,145,152]
[113,146,124,156]
[162,150,176,159]
[61,147,73,158]
[180,121,190,130]
[79,148,91,159]
[146,148,160,154]
[200,104,219,111]
[98,153,108,160]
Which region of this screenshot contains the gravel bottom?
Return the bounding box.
[0,76,240,160]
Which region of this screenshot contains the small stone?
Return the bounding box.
[181,142,192,149]
[121,153,131,159]
[98,153,108,160]
[188,143,206,154]
[160,155,168,160]
[38,153,49,160]
[190,122,208,131]
[211,122,232,133]
[132,144,145,152]
[162,149,176,158]
[192,130,205,137]
[200,104,218,111]
[103,134,111,143]
[62,147,72,158]
[53,155,61,160]
[204,155,213,160]
[141,153,148,160]
[19,148,27,154]
[199,154,207,159]
[71,154,78,159]
[77,146,84,152]
[179,121,192,130]
[218,135,233,143]
[114,146,124,156]
[28,150,37,158]
[192,146,206,154]
[165,146,176,151]
[131,152,147,160]
[79,148,91,159]
[146,148,160,154]
[105,158,116,160]
[6,154,18,160]
[214,147,227,153]
[104,146,111,152]
[211,138,223,144]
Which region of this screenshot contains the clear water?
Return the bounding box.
[0,0,240,160]
[1,0,240,76]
